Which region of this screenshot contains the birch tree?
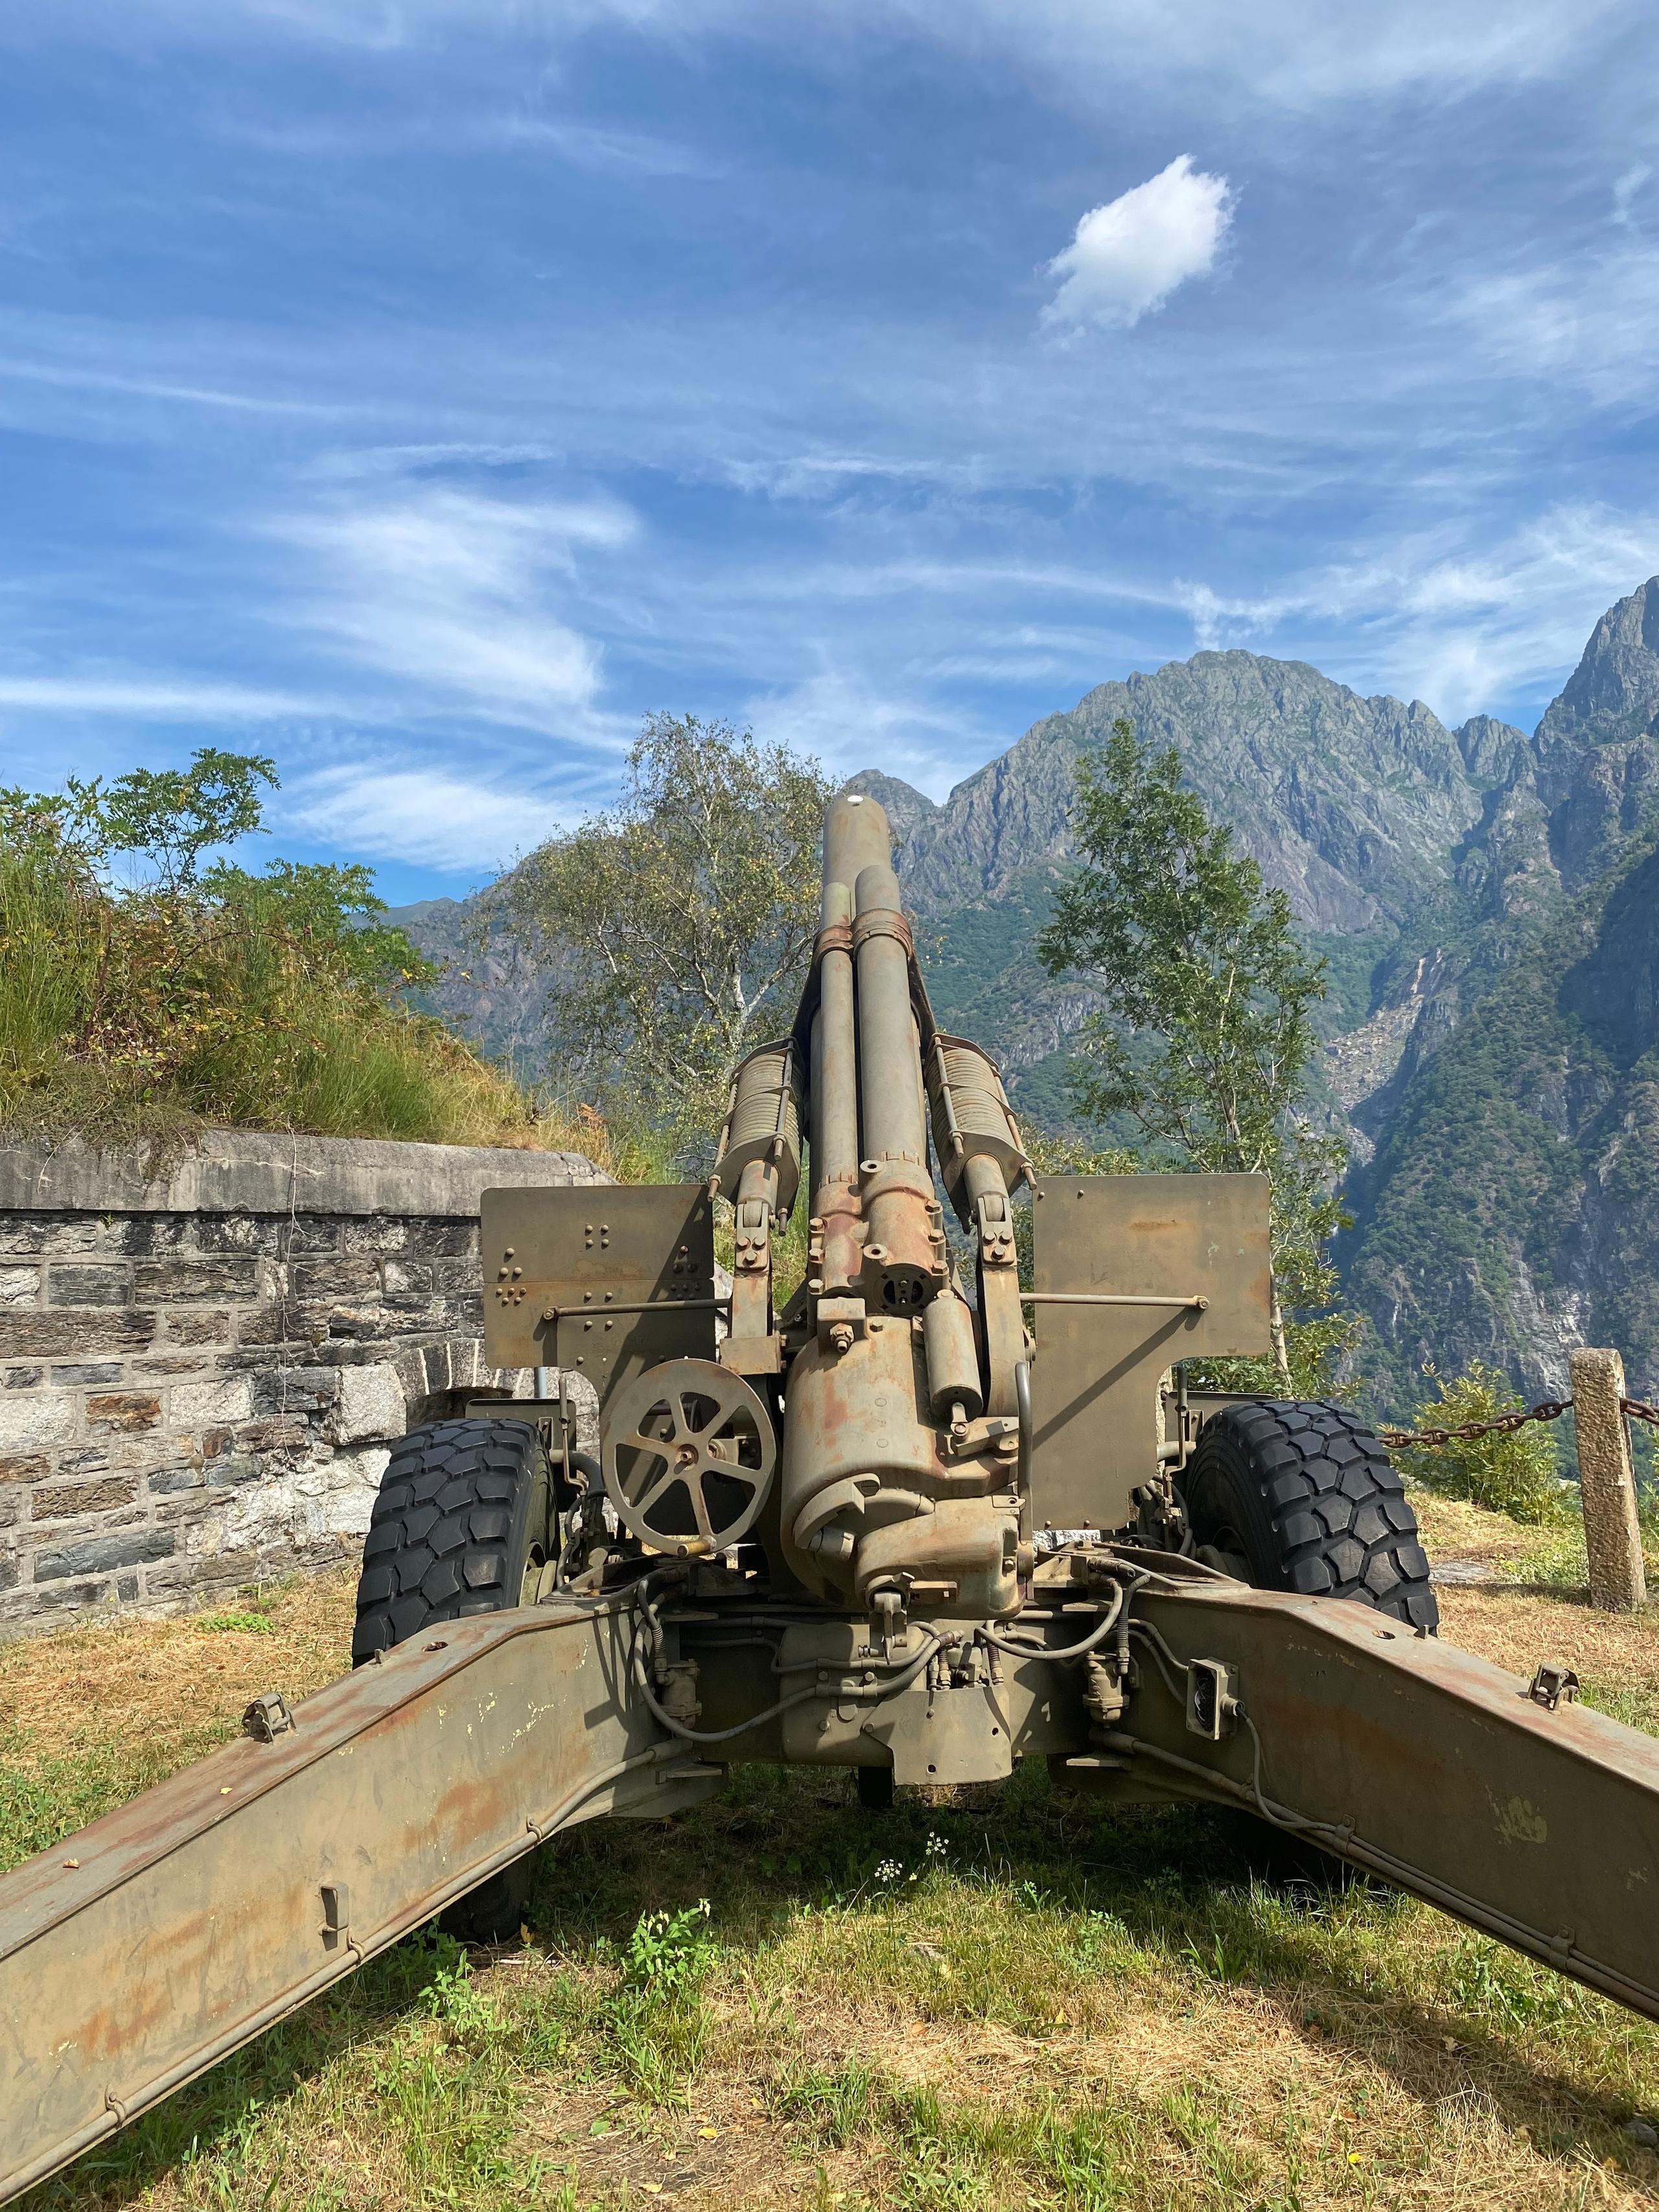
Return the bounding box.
[491,714,831,1158]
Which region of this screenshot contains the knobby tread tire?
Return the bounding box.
[351,1417,550,1667]
[1183,1399,1438,1633]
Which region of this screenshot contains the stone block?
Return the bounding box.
[109,1217,189,1255]
[47,1264,132,1307]
[194,1215,284,1255]
[282,1218,343,1254]
[0,1391,76,1452]
[116,1574,139,1600]
[30,1578,115,1612]
[37,1220,107,1253]
[133,1257,261,1303]
[0,1266,41,1305]
[321,1306,395,1342]
[290,1258,381,1303]
[32,1476,141,1518]
[252,1366,339,1417]
[234,1415,313,1454]
[34,1526,176,1579]
[48,1362,124,1386]
[130,1354,216,1380]
[171,1376,255,1426]
[403,1219,480,1259]
[233,1305,315,1349]
[163,1310,232,1345]
[334,1362,405,1444]
[0,1454,51,1484]
[342,1217,409,1256]
[49,1446,108,1480]
[84,1392,162,1435]
[206,1454,266,1489]
[3,1366,42,1389]
[0,1309,156,1359]
[0,1217,48,1257]
[148,1463,208,1496]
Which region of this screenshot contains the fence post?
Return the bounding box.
[1570,1347,1647,1612]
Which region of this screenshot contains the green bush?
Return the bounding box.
[0,754,565,1152]
[1393,1358,1566,1523]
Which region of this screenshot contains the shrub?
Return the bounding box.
[0,754,565,1152]
[1393,1358,1566,1523]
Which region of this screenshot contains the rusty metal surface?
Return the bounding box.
[1104,1574,1659,2016]
[481,1183,716,1388]
[0,1601,703,2207]
[1028,1174,1271,1528]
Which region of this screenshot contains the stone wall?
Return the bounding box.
[0,1132,606,1634]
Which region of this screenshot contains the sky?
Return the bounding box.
[3,2,1659,903]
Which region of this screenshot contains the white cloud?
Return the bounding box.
[27,0,1632,103]
[283,761,575,872]
[1041,157,1233,332]
[1175,504,1659,723]
[269,489,640,734]
[0,675,321,716]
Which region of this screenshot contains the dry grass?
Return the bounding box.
[7,1528,1659,2210]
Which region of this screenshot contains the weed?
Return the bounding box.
[194,1611,276,1636]
[623,1898,716,1996]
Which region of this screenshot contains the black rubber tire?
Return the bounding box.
[352,1417,552,1664]
[1181,1399,1437,1633]
[352,1418,554,1942]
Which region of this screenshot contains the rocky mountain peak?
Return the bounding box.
[1532,577,1659,888]
[1537,576,1659,752]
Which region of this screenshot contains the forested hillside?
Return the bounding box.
[393,579,1659,1408]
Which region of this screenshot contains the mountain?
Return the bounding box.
[390,579,1659,1405]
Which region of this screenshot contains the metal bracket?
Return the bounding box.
[319,1883,350,1951]
[242,1692,295,1742]
[1528,1662,1581,1711]
[1185,1659,1238,1740]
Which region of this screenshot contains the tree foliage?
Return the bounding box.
[491,713,832,1154]
[1393,1360,1565,1524]
[1037,716,1353,1391]
[0,752,545,1150]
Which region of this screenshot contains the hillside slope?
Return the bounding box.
[391,581,1659,1406]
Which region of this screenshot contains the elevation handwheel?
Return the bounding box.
[601,1357,776,1555]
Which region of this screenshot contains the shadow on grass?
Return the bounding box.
[22,1761,1655,2206]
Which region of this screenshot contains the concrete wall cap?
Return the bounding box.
[0,1130,612,1218]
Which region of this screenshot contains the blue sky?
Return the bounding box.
[3,1,1658,903]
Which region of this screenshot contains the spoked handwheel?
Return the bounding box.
[601,1357,776,1555]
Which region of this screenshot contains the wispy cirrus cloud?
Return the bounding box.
[281,758,577,872]
[266,489,640,736]
[0,675,327,717]
[23,0,1636,101]
[1175,506,1659,721]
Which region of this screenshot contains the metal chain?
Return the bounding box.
[1378,1400,1570,1450]
[1380,1395,1658,1449]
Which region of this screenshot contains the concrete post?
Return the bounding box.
[1571,1347,1647,1612]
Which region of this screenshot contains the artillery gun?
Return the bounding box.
[5,789,1659,2200]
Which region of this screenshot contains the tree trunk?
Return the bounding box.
[1268,1274,1292,1392]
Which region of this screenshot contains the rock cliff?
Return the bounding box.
[391,579,1659,1406]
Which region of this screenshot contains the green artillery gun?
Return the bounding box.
[4,789,1657,2200]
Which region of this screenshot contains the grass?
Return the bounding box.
[6,1541,1659,2209]
[0,822,585,1154]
